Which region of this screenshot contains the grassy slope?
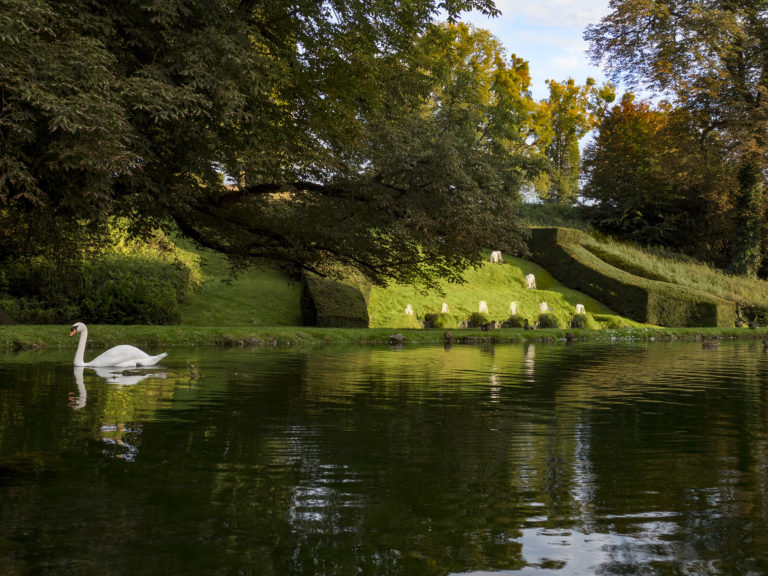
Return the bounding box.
[172,223,768,329]
[579,234,768,308]
[175,247,638,330]
[180,266,303,326]
[173,240,303,326]
[368,255,633,329]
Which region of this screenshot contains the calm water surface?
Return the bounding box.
[2,340,768,575]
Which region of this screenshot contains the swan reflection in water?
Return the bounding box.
[71,366,169,461]
[70,365,168,410]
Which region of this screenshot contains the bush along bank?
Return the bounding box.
[0,256,193,325]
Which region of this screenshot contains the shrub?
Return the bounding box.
[538,312,560,329]
[0,297,79,324]
[425,313,458,329]
[467,312,491,327]
[0,255,192,325]
[300,272,369,328]
[503,315,526,328]
[80,258,189,324]
[737,304,768,326]
[571,313,599,330]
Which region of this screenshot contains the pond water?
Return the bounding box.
[2,340,768,575]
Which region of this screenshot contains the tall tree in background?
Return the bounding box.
[419,23,544,195]
[1,0,543,290]
[586,0,768,276]
[534,78,614,204]
[582,96,737,263]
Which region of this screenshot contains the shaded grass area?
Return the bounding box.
[179,265,303,326]
[174,241,303,326]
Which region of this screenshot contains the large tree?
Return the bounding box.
[582,95,737,263]
[1,0,545,289]
[418,23,543,193]
[585,0,768,276]
[534,77,614,204]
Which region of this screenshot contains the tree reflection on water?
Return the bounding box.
[1,341,767,575]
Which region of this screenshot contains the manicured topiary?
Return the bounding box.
[503,315,526,328]
[571,313,600,329]
[529,228,736,327]
[467,311,491,327]
[425,312,458,329]
[300,272,369,328]
[538,312,560,329]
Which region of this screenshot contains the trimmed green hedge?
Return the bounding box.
[538,312,560,328]
[424,313,458,329]
[529,228,736,327]
[300,272,370,328]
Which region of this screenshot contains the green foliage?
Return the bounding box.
[425,313,459,330]
[581,98,737,263]
[0,255,191,325]
[0,297,79,325]
[2,0,540,292]
[467,312,491,327]
[534,77,614,204]
[571,313,599,330]
[79,258,188,325]
[586,1,768,273]
[513,202,591,230]
[728,162,764,276]
[529,228,736,327]
[503,315,526,328]
[537,312,560,329]
[300,273,369,328]
[0,223,196,324]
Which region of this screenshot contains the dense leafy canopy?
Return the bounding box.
[0,0,555,289]
[585,0,768,275]
[582,96,737,264]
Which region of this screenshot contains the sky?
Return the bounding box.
[460,0,613,101]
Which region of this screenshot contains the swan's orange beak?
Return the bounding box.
[69,328,77,337]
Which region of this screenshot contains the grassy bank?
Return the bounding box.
[2,323,766,353]
[5,218,768,351]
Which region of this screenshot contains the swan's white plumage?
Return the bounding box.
[70,322,167,368]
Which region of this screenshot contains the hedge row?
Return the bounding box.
[528,228,736,327]
[300,272,370,328]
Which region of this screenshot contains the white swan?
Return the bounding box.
[69,322,167,368]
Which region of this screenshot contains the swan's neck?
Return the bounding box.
[74,327,88,367]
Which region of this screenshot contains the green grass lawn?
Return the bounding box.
[180,264,303,326]
[176,247,639,330]
[368,256,634,329]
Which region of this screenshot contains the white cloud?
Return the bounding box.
[460,0,613,98]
